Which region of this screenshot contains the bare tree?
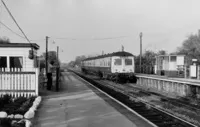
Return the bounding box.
[157,50,167,55]
[74,55,86,67]
[0,36,10,43]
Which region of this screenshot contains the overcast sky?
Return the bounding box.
[1,0,200,62]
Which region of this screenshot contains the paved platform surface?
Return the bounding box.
[34,71,153,127]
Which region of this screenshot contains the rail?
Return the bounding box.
[71,70,198,127]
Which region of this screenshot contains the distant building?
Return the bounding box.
[155,55,185,77]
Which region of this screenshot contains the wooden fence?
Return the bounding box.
[0,68,39,98]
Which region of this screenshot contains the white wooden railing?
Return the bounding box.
[0,68,39,97]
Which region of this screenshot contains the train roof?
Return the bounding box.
[83,51,135,61]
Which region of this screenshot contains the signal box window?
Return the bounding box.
[170,56,176,62]
[114,59,122,65]
[0,56,7,68]
[10,57,23,69]
[125,59,132,65]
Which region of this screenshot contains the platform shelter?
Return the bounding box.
[155,55,185,77]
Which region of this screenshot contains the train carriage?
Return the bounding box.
[81,51,137,83]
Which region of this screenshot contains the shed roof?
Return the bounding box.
[0,43,39,49]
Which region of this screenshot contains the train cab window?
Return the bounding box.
[114,59,122,65]
[125,59,132,65]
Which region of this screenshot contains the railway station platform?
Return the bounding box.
[136,73,200,84]
[136,73,200,98]
[33,71,153,127]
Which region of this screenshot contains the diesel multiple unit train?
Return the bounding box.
[81,51,137,83]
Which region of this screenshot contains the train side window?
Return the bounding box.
[125,59,132,65]
[108,61,111,66]
[114,59,122,65]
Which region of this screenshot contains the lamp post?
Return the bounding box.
[46,36,49,76]
[52,42,64,92]
[57,46,59,67]
[140,32,143,73]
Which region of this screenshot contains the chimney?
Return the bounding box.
[122,45,124,52]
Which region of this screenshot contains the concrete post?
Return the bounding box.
[197,66,200,79]
[184,65,187,78]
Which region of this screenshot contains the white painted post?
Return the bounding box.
[24,74,27,97]
[2,68,5,95]
[7,68,9,95]
[21,72,23,97]
[5,68,7,94]
[27,74,30,97]
[14,68,17,98]
[11,68,13,97]
[16,68,18,97]
[31,69,36,95]
[35,68,39,96]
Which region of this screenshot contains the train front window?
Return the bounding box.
[125,59,132,65]
[114,59,122,65]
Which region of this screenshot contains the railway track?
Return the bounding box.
[137,86,200,112]
[107,81,200,112]
[70,70,198,127]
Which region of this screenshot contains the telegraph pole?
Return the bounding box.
[57,46,59,65]
[140,32,143,73]
[56,46,59,92]
[46,36,49,76]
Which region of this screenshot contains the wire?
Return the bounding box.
[53,35,129,41]
[0,21,26,39]
[0,21,44,41]
[30,39,45,42]
[1,0,32,45]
